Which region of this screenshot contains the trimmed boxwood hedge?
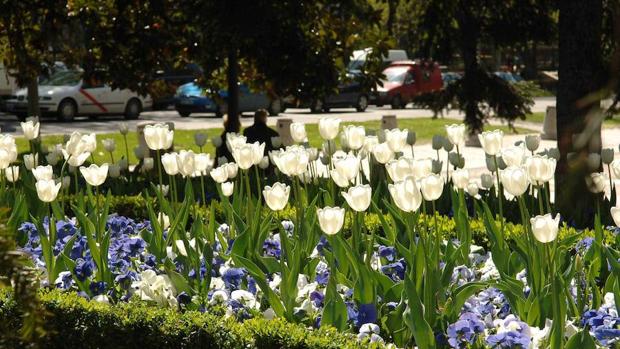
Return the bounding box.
[0,290,384,349]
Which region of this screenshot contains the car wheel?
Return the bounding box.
[268,99,282,116]
[310,99,324,113]
[179,111,191,118]
[57,99,77,122]
[356,95,368,112]
[15,113,27,121]
[391,95,404,109]
[124,98,142,120]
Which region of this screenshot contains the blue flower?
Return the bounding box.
[124,237,146,257]
[262,238,281,258]
[107,216,136,238]
[54,271,74,290]
[114,270,138,289]
[70,235,88,260]
[378,245,396,262]
[74,258,94,281]
[281,220,294,235]
[575,237,594,254]
[56,220,78,240]
[177,291,192,305]
[315,236,331,255]
[446,312,485,348]
[357,303,377,327]
[593,327,620,346]
[222,268,246,290]
[310,290,325,308]
[89,281,107,296]
[380,259,406,281]
[486,331,530,348]
[315,263,330,286]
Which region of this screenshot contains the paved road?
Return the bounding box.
[0,97,557,136]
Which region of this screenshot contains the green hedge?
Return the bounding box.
[0,290,384,349]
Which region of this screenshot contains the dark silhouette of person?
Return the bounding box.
[215,113,241,162]
[243,109,280,154]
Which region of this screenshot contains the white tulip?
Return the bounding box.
[386,157,414,182]
[445,124,466,148]
[271,146,309,176]
[35,179,61,202]
[5,166,19,182]
[451,168,469,190]
[530,214,560,243]
[330,169,350,188]
[144,123,174,150]
[194,132,207,147]
[384,128,408,152]
[500,166,529,197]
[318,117,341,140]
[342,125,365,150]
[226,133,247,152]
[611,159,620,179]
[388,176,422,212]
[80,163,109,187]
[263,182,290,211]
[0,150,10,170]
[221,182,234,197]
[502,144,526,167]
[611,206,620,227]
[363,135,379,154]
[23,153,38,170]
[317,206,345,235]
[210,166,229,183]
[420,174,444,201]
[466,181,479,197]
[158,212,170,230]
[119,122,129,135]
[194,153,212,173]
[176,150,196,177]
[290,122,307,143]
[372,143,394,164]
[46,152,60,166]
[342,184,372,212]
[224,163,238,179]
[21,120,40,140]
[102,138,116,153]
[414,158,434,180]
[587,172,607,194]
[525,155,556,185]
[161,152,179,176]
[258,156,270,169]
[334,153,360,182]
[478,130,504,156]
[32,165,54,181]
[82,133,97,153]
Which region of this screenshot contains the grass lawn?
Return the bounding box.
[525,111,620,127]
[15,117,533,165]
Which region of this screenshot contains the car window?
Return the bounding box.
[404,72,415,84]
[82,72,106,89]
[383,67,409,83]
[39,70,81,86]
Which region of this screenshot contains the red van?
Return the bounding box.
[374,60,443,109]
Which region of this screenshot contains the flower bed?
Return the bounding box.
[2,120,620,348]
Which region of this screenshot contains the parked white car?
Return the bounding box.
[5,70,152,121]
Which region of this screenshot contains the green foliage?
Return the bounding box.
[0,290,383,349]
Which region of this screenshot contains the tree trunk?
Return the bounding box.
[226,47,240,133]
[522,41,538,80]
[456,6,483,135]
[386,0,397,36]
[556,0,604,226]
[26,78,40,118]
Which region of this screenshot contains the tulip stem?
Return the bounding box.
[537,185,545,215]
[493,156,504,234]
[156,149,164,196]
[199,174,206,208]
[254,166,261,200]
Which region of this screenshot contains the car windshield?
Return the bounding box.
[40,70,81,86]
[383,67,409,83]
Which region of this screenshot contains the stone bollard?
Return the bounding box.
[382,115,398,130]
[277,118,294,146]
[465,132,481,147]
[136,121,175,158]
[542,106,557,140]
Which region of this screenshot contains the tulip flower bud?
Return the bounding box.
[102,138,116,153]
[451,169,469,190]
[119,122,129,135]
[500,166,529,197]
[35,179,61,202]
[158,184,169,196]
[478,130,503,156]
[432,159,443,174]
[217,156,228,166]
[144,123,174,150]
[80,163,109,187]
[21,120,40,140]
[5,166,19,182]
[118,158,128,171]
[259,156,270,169]
[466,181,479,197]
[32,165,53,181]
[341,184,372,212]
[194,132,207,147]
[602,148,615,165]
[23,153,38,170]
[481,173,494,189]
[445,124,466,148]
[525,134,540,152]
[134,145,147,160]
[319,154,330,166]
[108,164,121,178]
[406,130,416,145]
[290,122,307,143]
[221,182,234,197]
[385,128,408,152]
[420,174,444,201]
[388,176,422,212]
[318,117,341,140]
[496,156,507,170]
[342,125,365,150]
[46,152,59,166]
[443,138,454,152]
[485,156,497,172]
[448,152,464,169]
[212,136,223,148]
[372,143,394,164]
[547,148,560,160]
[586,172,606,193]
[432,135,444,150]
[271,136,282,149]
[143,157,154,171]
